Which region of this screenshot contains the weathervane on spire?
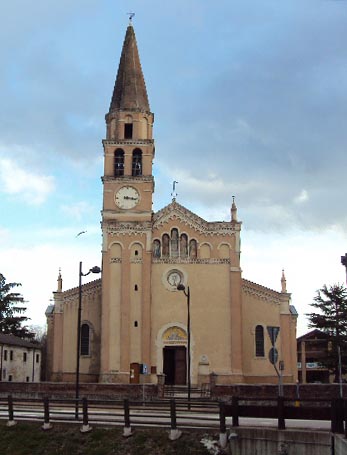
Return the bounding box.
[127,12,135,24]
[171,181,178,201]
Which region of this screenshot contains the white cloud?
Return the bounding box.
[60,201,93,221]
[294,189,309,204]
[0,158,55,205]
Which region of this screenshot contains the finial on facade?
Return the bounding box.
[281,269,287,293]
[171,180,178,202]
[231,195,237,222]
[57,268,63,293]
[127,12,135,25]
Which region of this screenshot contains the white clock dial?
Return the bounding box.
[115,186,140,209]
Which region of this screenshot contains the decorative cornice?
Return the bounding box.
[102,175,154,184]
[153,258,230,265]
[131,258,143,264]
[242,278,281,305]
[103,139,154,146]
[153,201,241,236]
[110,258,122,263]
[62,279,102,303]
[103,221,152,236]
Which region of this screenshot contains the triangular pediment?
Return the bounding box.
[153,200,239,236]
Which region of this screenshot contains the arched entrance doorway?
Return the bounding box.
[162,326,187,385]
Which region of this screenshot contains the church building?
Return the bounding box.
[46,22,298,386]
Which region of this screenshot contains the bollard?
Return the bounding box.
[80,397,92,433]
[6,395,16,427]
[169,399,182,441]
[344,399,347,439]
[232,396,239,427]
[219,401,227,449]
[42,396,53,430]
[277,396,285,430]
[123,399,133,437]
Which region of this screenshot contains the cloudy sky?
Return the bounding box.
[1,0,347,334]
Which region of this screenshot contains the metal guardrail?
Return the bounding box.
[0,395,346,438]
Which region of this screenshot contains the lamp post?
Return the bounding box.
[341,253,347,285]
[75,261,101,419]
[177,283,191,408]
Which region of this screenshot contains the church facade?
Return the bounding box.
[46,23,298,386]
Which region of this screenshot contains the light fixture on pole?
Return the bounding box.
[177,283,191,408]
[75,261,101,419]
[341,254,347,285]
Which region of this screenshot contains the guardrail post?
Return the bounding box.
[169,399,182,441]
[80,397,92,433]
[219,401,227,449]
[6,395,16,427]
[123,399,133,437]
[232,396,239,427]
[277,396,285,430]
[42,396,53,430]
[331,398,344,434]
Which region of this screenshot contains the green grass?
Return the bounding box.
[0,422,221,455]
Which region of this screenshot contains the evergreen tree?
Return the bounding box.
[306,284,347,381]
[0,273,34,339]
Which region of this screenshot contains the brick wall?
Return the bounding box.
[0,382,158,400]
[212,383,347,400]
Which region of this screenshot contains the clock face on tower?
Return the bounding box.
[115,186,140,209]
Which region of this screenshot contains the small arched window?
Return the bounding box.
[132,149,142,176]
[114,149,124,177]
[80,324,90,356]
[255,325,265,357]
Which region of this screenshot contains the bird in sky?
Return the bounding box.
[76,231,87,237]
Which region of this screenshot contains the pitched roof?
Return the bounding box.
[109,24,150,113]
[297,328,330,342]
[0,333,40,349]
[153,200,240,235]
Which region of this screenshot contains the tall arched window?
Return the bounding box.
[171,228,179,257]
[189,239,197,259]
[153,239,161,258]
[255,325,265,357]
[162,234,170,257]
[180,234,188,258]
[114,149,124,177]
[132,149,142,176]
[80,324,90,356]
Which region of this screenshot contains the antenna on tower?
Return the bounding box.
[127,12,135,24]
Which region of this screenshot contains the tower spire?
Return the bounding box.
[281,269,287,293]
[231,196,237,222]
[109,23,150,113]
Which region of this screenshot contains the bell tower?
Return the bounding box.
[100,22,154,383]
[102,22,154,221]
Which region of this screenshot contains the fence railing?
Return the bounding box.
[1,395,347,440]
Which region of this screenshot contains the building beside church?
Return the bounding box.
[46,22,298,386]
[0,334,41,383]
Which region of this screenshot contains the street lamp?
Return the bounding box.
[177,283,191,408]
[75,261,101,419]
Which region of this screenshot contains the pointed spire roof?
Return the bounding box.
[109,24,150,113]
